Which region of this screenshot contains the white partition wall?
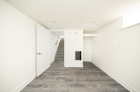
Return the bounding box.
[0,1,36,92]
[50,33,61,63]
[83,38,91,62]
[64,30,83,67]
[91,18,140,92]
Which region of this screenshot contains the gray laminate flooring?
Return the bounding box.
[21,39,129,92]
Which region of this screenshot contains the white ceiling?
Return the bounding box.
[5,0,140,32]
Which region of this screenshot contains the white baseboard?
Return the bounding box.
[83,61,91,62]
[91,61,139,92]
[11,74,36,92]
[64,64,83,67]
[50,60,54,64]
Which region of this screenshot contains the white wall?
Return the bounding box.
[50,33,61,63]
[51,31,64,36]
[83,38,91,62]
[0,0,36,92]
[91,18,140,92]
[64,30,83,67]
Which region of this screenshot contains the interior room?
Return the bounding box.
[0,0,140,92]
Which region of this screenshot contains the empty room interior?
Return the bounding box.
[0,0,140,92]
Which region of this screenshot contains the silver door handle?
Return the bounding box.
[37,52,42,55]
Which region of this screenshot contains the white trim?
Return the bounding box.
[83,61,91,62]
[50,30,64,31]
[11,74,36,92]
[119,23,140,31]
[91,61,139,92]
[51,29,82,31]
[64,64,83,67]
[83,34,99,37]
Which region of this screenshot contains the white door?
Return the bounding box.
[37,24,50,76]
